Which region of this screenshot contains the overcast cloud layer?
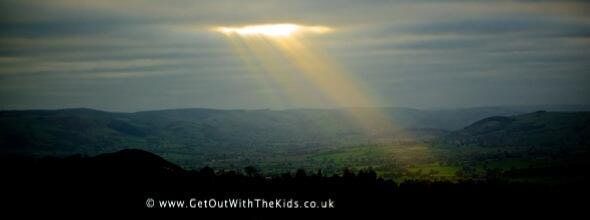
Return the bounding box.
[0,0,589,111]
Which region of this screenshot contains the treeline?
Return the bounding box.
[1,149,588,212]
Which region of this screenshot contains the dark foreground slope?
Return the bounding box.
[1,149,588,217]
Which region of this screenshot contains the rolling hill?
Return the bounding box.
[1,105,589,170]
[439,111,590,148]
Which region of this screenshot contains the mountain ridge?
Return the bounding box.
[439,111,590,148]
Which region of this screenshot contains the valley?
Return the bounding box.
[1,106,588,185]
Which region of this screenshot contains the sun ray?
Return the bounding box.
[213,23,395,135]
[269,37,395,134]
[219,35,287,108]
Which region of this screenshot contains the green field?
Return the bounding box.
[160,141,590,184]
[2,109,588,184]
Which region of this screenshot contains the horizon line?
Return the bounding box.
[1,104,590,114]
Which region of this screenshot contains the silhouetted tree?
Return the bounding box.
[200,166,215,177]
[244,166,259,177]
[295,169,307,179]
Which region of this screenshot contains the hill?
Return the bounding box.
[439,111,590,148]
[1,105,588,169]
[1,149,587,213]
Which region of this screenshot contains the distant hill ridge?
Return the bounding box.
[440,111,590,148]
[1,105,589,157]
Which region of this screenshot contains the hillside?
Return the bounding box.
[2,106,589,170]
[1,106,588,156]
[2,149,588,213]
[439,111,590,148]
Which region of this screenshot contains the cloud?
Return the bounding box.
[0,0,589,111]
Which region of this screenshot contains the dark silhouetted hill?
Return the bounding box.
[1,149,588,216]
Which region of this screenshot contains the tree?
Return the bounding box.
[200,166,215,177]
[295,169,307,179]
[244,166,259,177]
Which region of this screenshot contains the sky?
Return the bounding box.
[0,0,589,112]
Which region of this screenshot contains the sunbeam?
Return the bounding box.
[214,23,395,135]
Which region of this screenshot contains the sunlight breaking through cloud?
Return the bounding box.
[212,23,395,135]
[213,23,332,37]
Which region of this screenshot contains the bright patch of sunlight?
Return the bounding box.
[212,23,394,135]
[214,23,331,37]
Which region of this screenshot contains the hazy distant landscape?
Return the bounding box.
[3,105,589,184]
